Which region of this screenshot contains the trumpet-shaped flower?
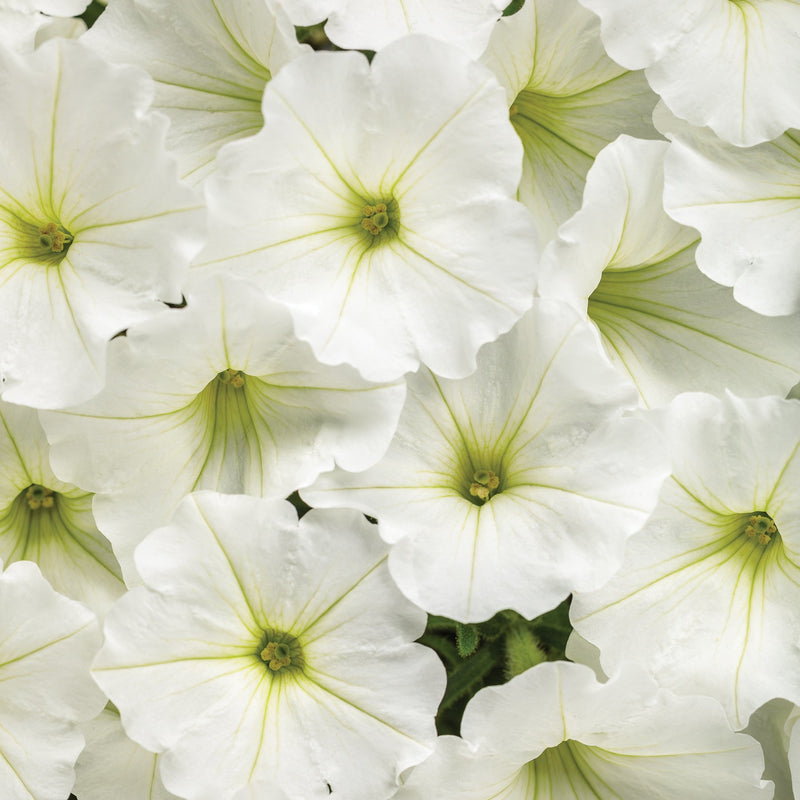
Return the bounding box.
[572,392,800,729]
[193,37,537,382]
[0,559,106,800]
[579,0,800,146]
[40,276,405,582]
[85,0,307,185]
[539,135,800,407]
[0,39,204,409]
[660,110,800,316]
[0,398,123,616]
[304,300,668,622]
[481,0,659,249]
[92,493,445,800]
[395,661,772,800]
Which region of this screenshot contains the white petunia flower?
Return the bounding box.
[579,0,800,146]
[304,300,668,622]
[0,398,123,616]
[0,559,106,800]
[660,108,800,316]
[0,0,89,51]
[85,0,307,185]
[0,39,204,409]
[481,0,659,249]
[572,392,800,729]
[539,135,800,407]
[193,37,537,382]
[74,705,177,800]
[40,275,405,583]
[92,493,445,800]
[395,661,772,800]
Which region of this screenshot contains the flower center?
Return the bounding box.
[216,368,245,389]
[4,215,75,265]
[357,197,399,244]
[361,203,389,235]
[258,630,304,675]
[25,484,55,510]
[469,468,501,504]
[38,222,73,254]
[744,512,779,546]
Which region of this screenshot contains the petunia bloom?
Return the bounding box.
[481,0,659,250]
[193,36,537,382]
[395,661,772,800]
[572,392,800,729]
[0,559,106,800]
[539,135,800,407]
[304,300,668,622]
[40,275,405,582]
[0,39,203,408]
[92,493,445,800]
[0,398,123,616]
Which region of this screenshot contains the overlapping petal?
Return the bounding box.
[580,0,800,146]
[74,705,177,800]
[85,0,307,184]
[323,0,505,57]
[0,560,105,800]
[661,110,800,316]
[540,135,800,406]
[0,0,89,51]
[482,0,659,249]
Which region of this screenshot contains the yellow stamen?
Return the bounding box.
[360,202,391,236]
[217,369,245,388]
[469,469,500,503]
[38,222,72,253]
[26,485,54,510]
[744,513,777,546]
[260,641,292,672]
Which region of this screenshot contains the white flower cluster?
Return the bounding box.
[0,0,799,798]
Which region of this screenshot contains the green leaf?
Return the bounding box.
[502,0,525,16]
[424,614,457,633]
[439,646,497,712]
[417,632,459,666]
[80,1,106,28]
[285,491,312,519]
